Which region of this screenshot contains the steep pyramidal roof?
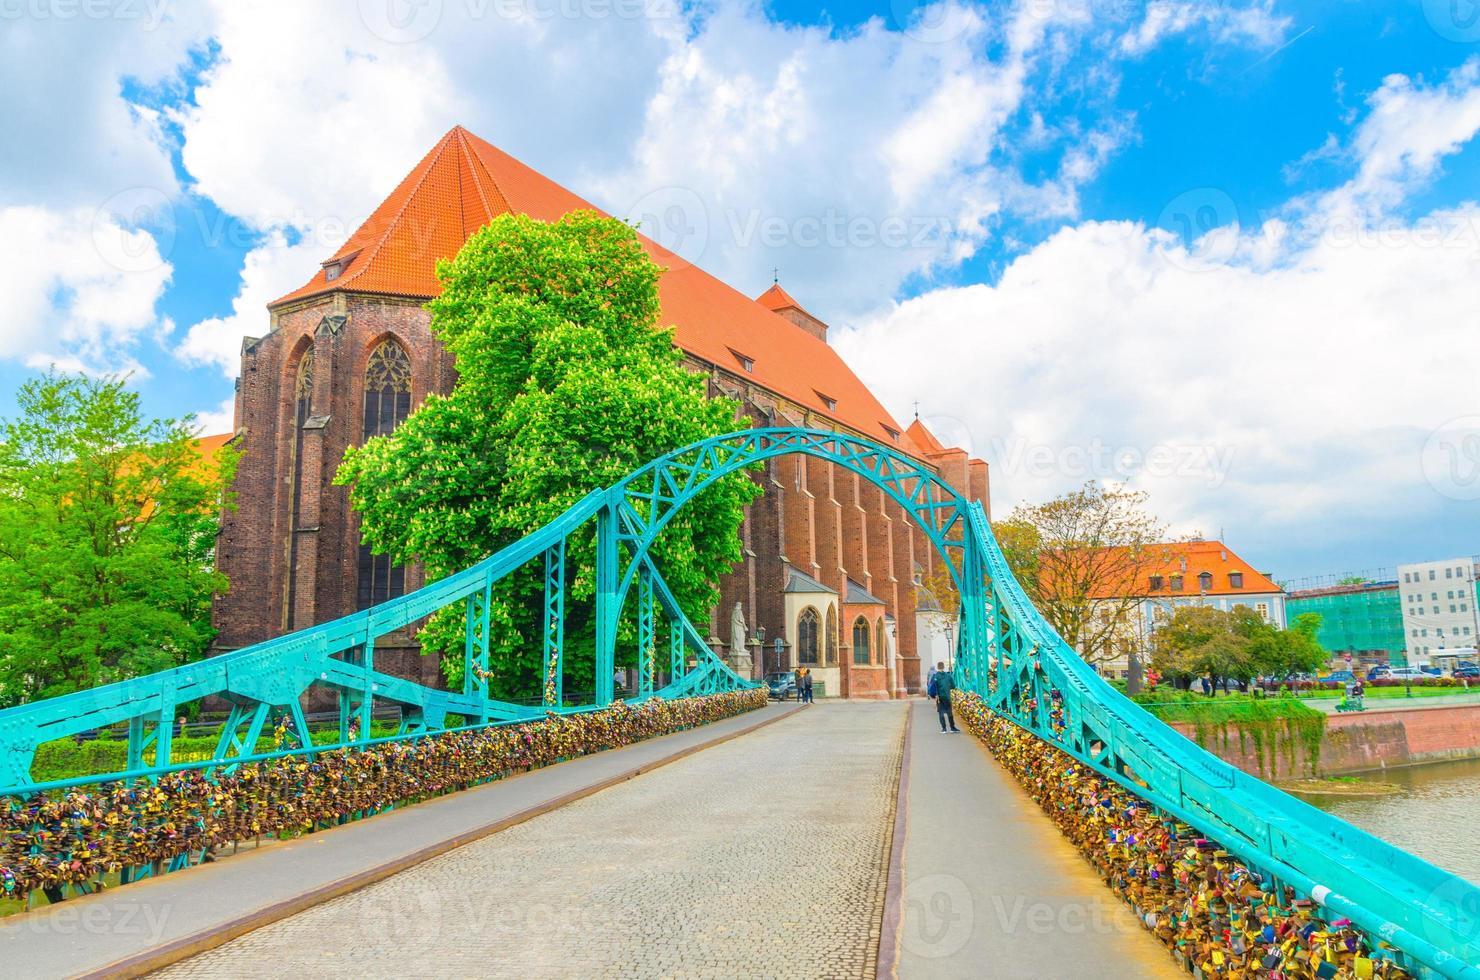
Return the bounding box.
[272,126,909,445]
[756,282,803,313]
[905,419,949,456]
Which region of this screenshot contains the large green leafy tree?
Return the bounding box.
[337,211,761,700]
[0,373,237,705]
[1151,605,1328,691]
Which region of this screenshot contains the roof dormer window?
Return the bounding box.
[1229,572,1244,589]
[321,249,359,285]
[728,348,755,373]
[881,425,899,442]
[816,391,837,412]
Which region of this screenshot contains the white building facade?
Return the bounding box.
[1397,558,1480,667]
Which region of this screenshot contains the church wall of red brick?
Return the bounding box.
[215,292,987,700]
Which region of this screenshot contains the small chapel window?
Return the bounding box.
[797,607,820,666]
[852,617,871,665]
[728,348,755,373]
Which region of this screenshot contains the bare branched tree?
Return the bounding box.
[993,482,1175,669]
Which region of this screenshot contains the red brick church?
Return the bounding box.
[210,126,988,698]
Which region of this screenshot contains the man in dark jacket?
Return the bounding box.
[928,661,960,733]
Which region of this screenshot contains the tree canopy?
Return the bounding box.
[1150,605,1327,689]
[0,372,236,705]
[993,482,1172,668]
[336,211,761,699]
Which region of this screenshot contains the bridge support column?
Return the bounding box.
[669,619,684,685]
[595,501,618,706]
[959,527,988,694]
[463,584,492,722]
[637,566,655,698]
[543,542,565,709]
[360,637,375,739]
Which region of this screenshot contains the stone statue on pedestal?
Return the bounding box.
[727,602,754,678]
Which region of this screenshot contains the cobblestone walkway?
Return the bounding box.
[157,702,906,979]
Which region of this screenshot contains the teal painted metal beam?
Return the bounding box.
[0,427,1475,976]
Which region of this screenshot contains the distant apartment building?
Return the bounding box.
[1284,581,1404,668]
[1082,539,1286,678]
[1397,558,1480,668]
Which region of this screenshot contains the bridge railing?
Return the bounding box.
[965,501,1480,977]
[0,426,1476,976]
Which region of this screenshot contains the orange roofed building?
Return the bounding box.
[211,125,987,699]
[1074,539,1286,678]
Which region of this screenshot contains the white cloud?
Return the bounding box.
[191,395,236,436]
[176,231,327,377]
[0,205,172,371]
[1341,58,1480,211]
[1118,1,1290,57]
[838,61,1480,554]
[0,7,211,210]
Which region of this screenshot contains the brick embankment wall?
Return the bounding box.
[1169,703,1480,778]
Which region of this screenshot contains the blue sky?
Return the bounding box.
[1,0,1477,582]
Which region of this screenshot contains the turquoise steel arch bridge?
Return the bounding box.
[0,427,1476,977]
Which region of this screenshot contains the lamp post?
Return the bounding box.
[944,622,955,673]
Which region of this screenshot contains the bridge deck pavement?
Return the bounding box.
[894,698,1181,979]
[156,701,907,979]
[0,701,802,978]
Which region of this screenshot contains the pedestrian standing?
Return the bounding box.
[803,669,814,703]
[793,666,804,701]
[928,661,960,733]
[925,661,938,698]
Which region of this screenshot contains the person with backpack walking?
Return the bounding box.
[928,661,960,733]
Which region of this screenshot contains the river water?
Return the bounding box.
[1304,757,1480,883]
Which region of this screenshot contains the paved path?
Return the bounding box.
[0,702,801,978]
[156,702,907,979]
[893,700,1180,980]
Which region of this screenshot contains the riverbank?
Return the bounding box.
[1166,699,1480,779]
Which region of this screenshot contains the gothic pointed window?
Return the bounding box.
[358,340,412,609]
[852,617,871,665]
[362,340,412,440]
[284,348,315,630]
[797,607,820,666]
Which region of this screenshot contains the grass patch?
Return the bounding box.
[29,722,402,785]
[1133,692,1326,777]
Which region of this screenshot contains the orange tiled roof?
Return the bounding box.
[1081,540,1283,600]
[271,126,908,446]
[905,418,948,456]
[756,282,803,313]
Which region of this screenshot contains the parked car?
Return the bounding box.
[1366,665,1393,681]
[1453,665,1480,679]
[764,671,797,700]
[1387,667,1427,680]
[1318,670,1357,684]
[1421,666,1444,676]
